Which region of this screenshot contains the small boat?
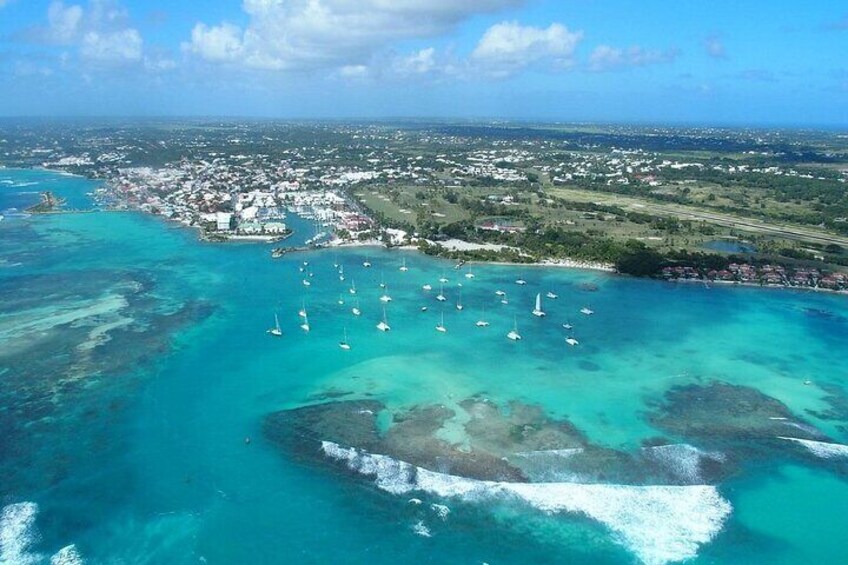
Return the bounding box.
[339,327,351,350]
[363,257,372,268]
[337,294,344,305]
[436,283,446,302]
[376,307,391,331]
[352,299,361,317]
[380,284,392,303]
[507,316,522,341]
[565,336,579,346]
[546,292,558,299]
[349,280,357,295]
[421,306,428,312]
[422,284,432,291]
[435,311,447,333]
[438,273,448,284]
[456,288,463,311]
[562,322,573,330]
[399,258,409,272]
[298,266,304,273]
[532,293,546,317]
[476,306,489,327]
[580,307,594,316]
[268,313,283,336]
[302,279,311,287]
[465,272,475,279]
[298,300,307,318]
[300,312,310,332]
[495,290,506,297]
[515,278,527,286]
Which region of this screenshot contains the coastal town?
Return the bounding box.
[1,120,846,293]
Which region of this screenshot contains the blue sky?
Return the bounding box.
[0,0,846,125]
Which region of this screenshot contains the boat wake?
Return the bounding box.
[321,441,732,565]
[0,502,82,565]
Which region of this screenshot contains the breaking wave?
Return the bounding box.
[642,444,725,484]
[321,441,732,565]
[0,502,83,565]
[778,437,848,459]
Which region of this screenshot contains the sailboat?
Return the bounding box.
[339,327,351,350]
[379,272,386,288]
[532,293,546,317]
[298,300,307,318]
[363,257,372,268]
[546,291,558,299]
[500,292,509,305]
[352,298,361,316]
[422,283,432,291]
[465,272,475,279]
[495,290,506,297]
[399,257,409,272]
[435,310,447,333]
[456,287,463,311]
[515,277,527,286]
[380,284,392,303]
[476,305,490,327]
[300,311,310,332]
[507,316,522,341]
[565,335,579,346]
[376,307,391,331]
[337,294,344,305]
[562,322,573,330]
[338,265,345,282]
[333,255,339,269]
[436,283,446,302]
[349,280,357,295]
[302,278,311,287]
[268,312,283,336]
[438,272,448,284]
[580,306,594,316]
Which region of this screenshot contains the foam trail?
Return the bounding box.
[51,545,83,565]
[321,441,732,565]
[778,437,848,459]
[0,502,40,565]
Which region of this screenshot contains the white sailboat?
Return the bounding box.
[376,307,391,331]
[349,280,357,294]
[436,283,446,302]
[456,287,463,311]
[302,278,311,287]
[268,313,283,336]
[500,292,509,305]
[465,272,475,279]
[565,336,579,346]
[338,265,345,282]
[339,327,351,350]
[351,298,361,316]
[422,283,432,291]
[476,305,490,327]
[380,284,392,303]
[546,291,558,299]
[438,272,448,284]
[435,310,447,333]
[399,257,409,272]
[495,290,506,297]
[580,306,594,316]
[532,293,546,317]
[337,294,344,305]
[298,300,307,318]
[300,311,310,332]
[507,316,522,341]
[515,277,527,286]
[363,257,372,268]
[379,272,386,289]
[562,322,573,330]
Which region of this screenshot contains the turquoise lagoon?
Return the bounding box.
[1,169,848,564]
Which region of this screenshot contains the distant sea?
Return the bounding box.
[2,168,848,565]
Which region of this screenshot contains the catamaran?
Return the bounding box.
[438,272,448,284]
[532,293,546,317]
[476,306,490,327]
[349,280,357,294]
[399,258,409,272]
[435,311,447,333]
[380,284,392,303]
[300,311,310,332]
[422,283,432,291]
[298,300,307,318]
[268,313,283,337]
[580,307,594,316]
[456,287,463,311]
[515,277,527,285]
[352,299,361,316]
[546,291,558,299]
[376,307,391,331]
[339,327,351,350]
[363,257,372,268]
[565,336,579,346]
[507,316,522,341]
[436,283,446,302]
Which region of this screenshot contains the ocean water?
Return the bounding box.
[2,169,848,564]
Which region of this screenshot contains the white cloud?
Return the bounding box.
[80,28,142,63]
[704,35,726,59]
[183,0,524,71]
[588,44,679,71]
[393,47,437,75]
[47,1,84,43]
[471,21,583,76]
